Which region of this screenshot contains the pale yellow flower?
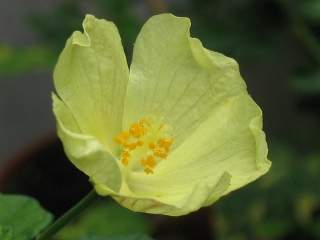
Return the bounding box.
[53,14,271,216]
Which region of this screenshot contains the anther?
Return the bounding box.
[158,138,173,149]
[124,142,137,150]
[144,168,153,174]
[129,121,147,138]
[154,148,168,159]
[114,117,173,174]
[137,140,144,146]
[121,157,129,166]
[115,131,130,145]
[149,142,156,149]
[121,151,130,158]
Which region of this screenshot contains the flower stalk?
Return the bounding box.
[36,190,99,240]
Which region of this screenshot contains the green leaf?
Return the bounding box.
[81,234,153,240]
[56,201,150,240]
[0,44,56,76]
[0,226,13,240]
[0,193,53,240]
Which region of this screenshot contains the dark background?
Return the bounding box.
[0,0,319,239]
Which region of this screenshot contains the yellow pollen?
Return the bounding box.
[115,131,130,145]
[124,142,137,150]
[137,140,144,146]
[121,151,130,158]
[114,117,173,175]
[144,168,154,174]
[120,151,130,165]
[129,121,146,137]
[141,155,156,168]
[158,138,173,149]
[153,147,168,159]
[149,142,156,149]
[121,157,129,166]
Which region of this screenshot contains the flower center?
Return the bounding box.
[114,117,173,174]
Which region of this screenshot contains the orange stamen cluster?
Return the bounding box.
[140,155,156,174]
[114,118,173,174]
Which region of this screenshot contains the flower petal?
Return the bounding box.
[108,172,231,216]
[124,13,246,147]
[118,13,270,215]
[157,94,271,194]
[125,94,270,215]
[54,14,129,154]
[53,94,122,193]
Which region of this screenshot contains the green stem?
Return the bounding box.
[36,190,99,240]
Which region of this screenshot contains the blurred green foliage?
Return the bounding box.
[0,44,55,76]
[292,70,320,94]
[0,194,53,240]
[299,0,320,24]
[55,200,151,240]
[214,142,320,239]
[1,0,320,239]
[80,235,153,240]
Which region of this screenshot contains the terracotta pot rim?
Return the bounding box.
[0,131,57,191]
